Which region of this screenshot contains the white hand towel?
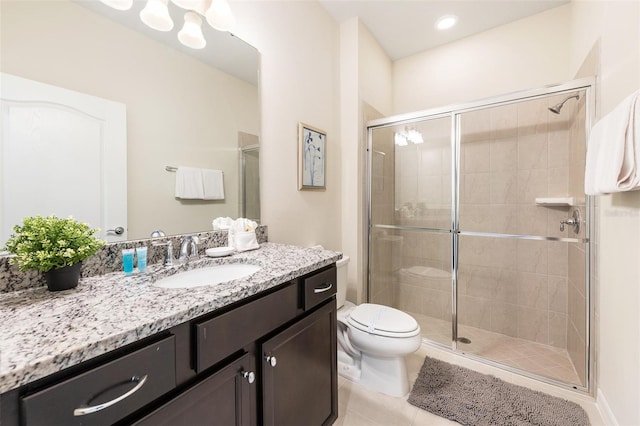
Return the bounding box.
[175,167,204,199]
[227,218,259,249]
[585,90,640,195]
[202,169,224,200]
[212,216,234,230]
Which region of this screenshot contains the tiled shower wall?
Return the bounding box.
[370,95,588,363]
[454,97,582,349]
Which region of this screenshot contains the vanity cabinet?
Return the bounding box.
[132,353,257,426]
[0,263,338,426]
[262,301,337,426]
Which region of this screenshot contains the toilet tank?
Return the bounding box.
[336,255,349,309]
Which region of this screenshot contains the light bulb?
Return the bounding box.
[205,0,236,32]
[178,12,207,49]
[435,15,458,30]
[99,0,133,10]
[140,0,174,32]
[171,0,204,10]
[407,129,424,144]
[394,133,408,146]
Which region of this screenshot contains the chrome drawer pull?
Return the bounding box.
[73,375,148,416]
[313,283,333,294]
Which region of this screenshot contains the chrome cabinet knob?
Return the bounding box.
[265,355,277,367]
[241,370,255,384]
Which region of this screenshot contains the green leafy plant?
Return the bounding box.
[3,215,105,272]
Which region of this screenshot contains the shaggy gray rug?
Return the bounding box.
[408,357,590,426]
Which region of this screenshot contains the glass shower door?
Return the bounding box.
[455,93,589,387]
[369,116,453,347]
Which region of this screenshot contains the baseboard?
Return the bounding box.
[597,388,619,426]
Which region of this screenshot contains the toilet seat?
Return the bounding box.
[347,303,420,338]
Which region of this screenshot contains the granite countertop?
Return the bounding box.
[0,243,341,394]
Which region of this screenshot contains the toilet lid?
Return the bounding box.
[347,303,420,337]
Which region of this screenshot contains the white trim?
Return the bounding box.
[597,388,619,426]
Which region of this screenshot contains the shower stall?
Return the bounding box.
[366,79,595,392]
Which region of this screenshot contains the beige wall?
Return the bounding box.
[232,1,342,250]
[393,4,572,114]
[337,18,393,303]
[0,0,258,239]
[569,1,640,424]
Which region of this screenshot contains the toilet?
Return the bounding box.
[335,255,422,397]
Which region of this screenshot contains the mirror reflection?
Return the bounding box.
[0,0,260,245]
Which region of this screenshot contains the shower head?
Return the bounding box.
[549,93,580,114]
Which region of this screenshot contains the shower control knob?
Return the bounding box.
[559,208,582,234]
[265,355,277,367]
[241,370,255,384]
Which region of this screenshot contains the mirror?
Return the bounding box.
[0,0,259,244]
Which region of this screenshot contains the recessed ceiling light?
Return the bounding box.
[435,14,458,30]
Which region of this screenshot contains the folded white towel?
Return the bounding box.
[202,169,224,200]
[175,167,204,199]
[212,216,234,230]
[585,90,640,195]
[227,218,259,249]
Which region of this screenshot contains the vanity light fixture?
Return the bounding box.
[394,133,408,146]
[140,0,174,32]
[435,14,458,30]
[178,12,207,49]
[99,0,133,10]
[102,0,237,49]
[394,127,424,146]
[170,0,204,9]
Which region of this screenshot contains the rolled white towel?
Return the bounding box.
[585,90,640,195]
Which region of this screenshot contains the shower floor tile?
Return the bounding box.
[409,311,582,386]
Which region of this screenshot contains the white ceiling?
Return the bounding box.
[318,0,568,60]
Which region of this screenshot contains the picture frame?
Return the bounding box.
[298,122,326,190]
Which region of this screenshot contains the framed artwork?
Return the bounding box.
[298,122,326,190]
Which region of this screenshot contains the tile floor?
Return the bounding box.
[412,311,582,386]
[335,344,604,426]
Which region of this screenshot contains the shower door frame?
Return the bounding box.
[365,77,596,394]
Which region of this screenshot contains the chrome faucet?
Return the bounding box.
[152,240,174,267]
[179,236,200,263]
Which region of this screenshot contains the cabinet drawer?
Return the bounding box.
[302,266,337,310]
[21,336,176,426]
[195,282,299,372]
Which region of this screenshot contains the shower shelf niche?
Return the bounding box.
[534,197,582,207]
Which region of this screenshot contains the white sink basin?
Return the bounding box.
[153,264,261,289]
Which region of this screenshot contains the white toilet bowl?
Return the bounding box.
[339,302,421,397]
[312,248,422,397]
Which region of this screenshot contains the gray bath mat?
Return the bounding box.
[408,357,590,426]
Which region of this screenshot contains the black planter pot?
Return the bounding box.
[44,262,82,291]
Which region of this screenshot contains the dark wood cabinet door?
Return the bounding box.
[261,301,337,426]
[133,353,257,426]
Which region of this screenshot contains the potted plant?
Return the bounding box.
[3,215,105,291]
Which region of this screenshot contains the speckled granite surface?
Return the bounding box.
[0,226,268,293]
[0,242,340,394]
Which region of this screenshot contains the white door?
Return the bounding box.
[0,73,127,244]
